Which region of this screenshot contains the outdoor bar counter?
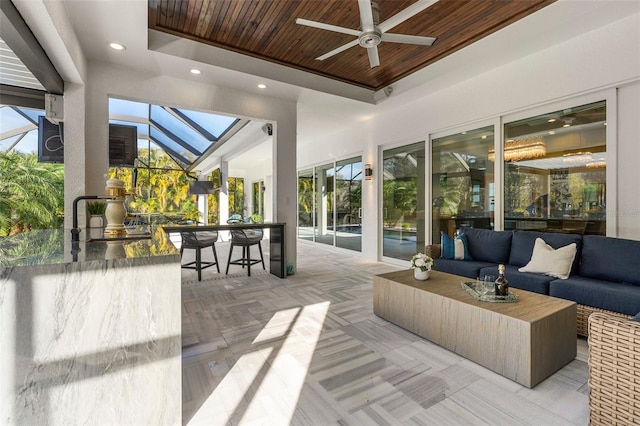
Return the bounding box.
[0,227,181,425]
[162,222,287,278]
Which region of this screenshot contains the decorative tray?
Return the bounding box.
[461,282,519,303]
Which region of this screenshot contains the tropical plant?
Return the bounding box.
[0,152,64,236]
[87,201,107,215]
[250,213,263,223]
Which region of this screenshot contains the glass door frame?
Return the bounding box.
[379,140,427,266]
[297,154,363,251]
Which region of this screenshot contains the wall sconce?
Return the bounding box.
[364,164,373,181]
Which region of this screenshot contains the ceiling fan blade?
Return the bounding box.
[381,32,436,46]
[367,47,380,68]
[358,0,375,31]
[295,18,360,37]
[316,39,359,61]
[378,0,439,33]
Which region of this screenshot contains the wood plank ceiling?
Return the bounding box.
[148,0,556,91]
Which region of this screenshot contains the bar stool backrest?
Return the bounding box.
[181,230,219,248]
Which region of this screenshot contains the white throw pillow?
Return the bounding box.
[518,237,577,279]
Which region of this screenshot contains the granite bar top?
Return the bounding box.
[0,226,179,268]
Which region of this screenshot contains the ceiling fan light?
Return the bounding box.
[359,30,382,48]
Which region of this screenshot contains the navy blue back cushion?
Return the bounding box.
[580,235,640,285]
[459,227,512,264]
[508,230,583,275]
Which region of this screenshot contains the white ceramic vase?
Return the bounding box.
[414,268,430,280]
[88,215,104,228]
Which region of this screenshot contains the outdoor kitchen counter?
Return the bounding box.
[0,227,181,425]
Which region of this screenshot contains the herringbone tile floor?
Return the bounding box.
[181,240,589,425]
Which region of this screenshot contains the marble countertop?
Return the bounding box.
[0,226,179,267]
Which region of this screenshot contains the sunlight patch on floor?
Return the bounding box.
[188,301,330,425]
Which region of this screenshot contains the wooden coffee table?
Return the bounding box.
[373,270,577,388]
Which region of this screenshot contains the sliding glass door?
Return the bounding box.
[297,169,314,241]
[314,163,334,246]
[297,157,362,252]
[382,142,425,260]
[335,158,362,252]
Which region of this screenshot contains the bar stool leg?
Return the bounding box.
[258,242,265,270]
[226,243,234,275]
[247,244,252,277]
[196,246,202,281]
[212,243,220,273]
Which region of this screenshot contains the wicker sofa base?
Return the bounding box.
[577,305,632,337]
[588,313,640,425]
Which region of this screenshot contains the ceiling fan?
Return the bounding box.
[295,0,438,69]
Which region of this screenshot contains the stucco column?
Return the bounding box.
[63,82,88,231]
[272,118,297,274]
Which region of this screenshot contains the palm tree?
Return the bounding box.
[0,152,64,236]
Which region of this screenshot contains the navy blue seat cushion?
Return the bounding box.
[580,235,640,285]
[458,227,512,264]
[434,259,495,280]
[550,276,640,316]
[508,230,582,275]
[633,312,640,322]
[478,264,553,295]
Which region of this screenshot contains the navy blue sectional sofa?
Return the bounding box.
[426,227,640,336]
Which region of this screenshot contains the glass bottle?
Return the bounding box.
[494,264,509,296]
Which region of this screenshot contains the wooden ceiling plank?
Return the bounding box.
[164,0,176,28]
[149,0,557,91]
[261,1,324,60]
[242,1,290,52]
[265,1,316,62]
[175,0,190,31]
[148,0,160,28]
[194,0,214,38]
[185,0,205,34]
[217,0,255,44]
[227,1,272,47]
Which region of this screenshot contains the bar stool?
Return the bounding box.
[225,229,265,276]
[180,231,220,281]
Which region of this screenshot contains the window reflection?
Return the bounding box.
[432,127,494,244]
[382,142,425,260]
[503,100,606,235]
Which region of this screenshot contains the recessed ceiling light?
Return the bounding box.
[190,68,202,75]
[109,42,126,51]
[548,118,556,123]
[603,122,607,126]
[548,131,556,135]
[257,83,267,89]
[562,123,570,128]
[481,135,487,139]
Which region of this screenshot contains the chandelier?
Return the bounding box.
[488,136,547,162]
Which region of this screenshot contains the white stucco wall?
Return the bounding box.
[297,11,640,260]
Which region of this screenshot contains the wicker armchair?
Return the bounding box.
[588,312,640,425]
